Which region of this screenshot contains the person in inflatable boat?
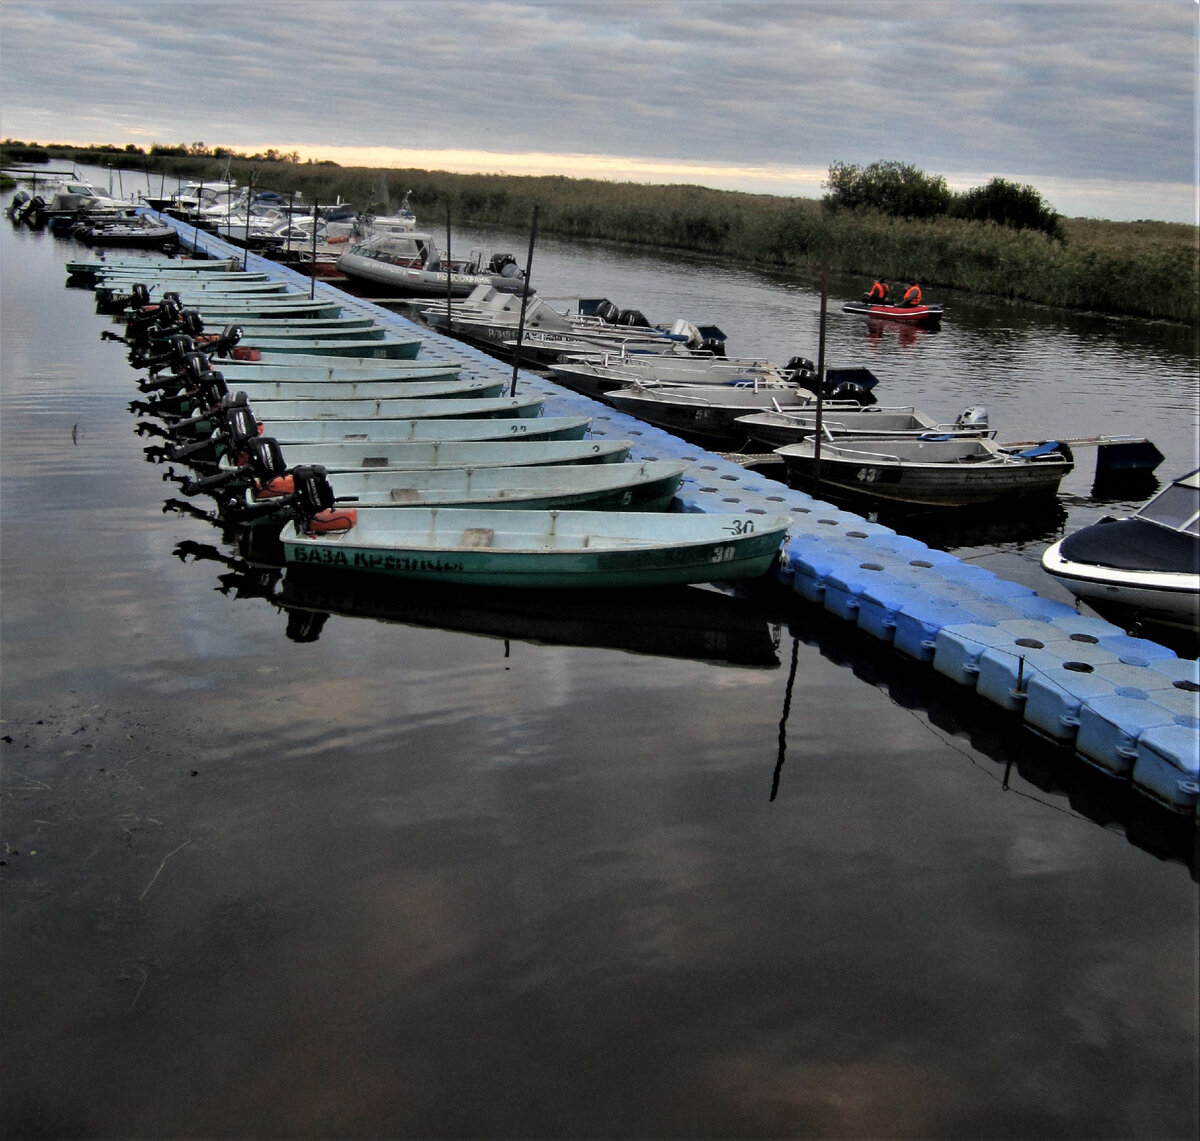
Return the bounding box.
[867,278,889,303]
[902,281,922,306]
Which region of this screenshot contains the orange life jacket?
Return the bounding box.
[903,284,922,305]
[869,281,888,302]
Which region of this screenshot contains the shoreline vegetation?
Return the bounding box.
[4,143,1197,326]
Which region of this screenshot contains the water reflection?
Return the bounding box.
[169,528,783,670]
[762,597,1199,879]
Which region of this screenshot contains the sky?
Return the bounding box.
[1,1,1196,223]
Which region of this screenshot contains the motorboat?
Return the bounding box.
[842,300,944,327]
[421,284,726,364]
[774,435,1073,509]
[736,404,993,448]
[140,177,238,215]
[262,416,595,447]
[548,348,794,399]
[336,232,527,297]
[1041,468,1200,633]
[281,507,793,589]
[72,211,179,249]
[317,459,689,512]
[268,437,631,470]
[603,376,877,448]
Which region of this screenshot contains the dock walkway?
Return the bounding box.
[166,224,1199,819]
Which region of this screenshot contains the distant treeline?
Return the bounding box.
[5,141,1196,324]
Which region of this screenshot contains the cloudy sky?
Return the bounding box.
[1,1,1196,221]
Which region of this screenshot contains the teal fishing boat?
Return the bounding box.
[269,438,632,471]
[321,460,688,512]
[265,415,593,445]
[282,507,791,589]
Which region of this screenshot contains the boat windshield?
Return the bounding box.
[1138,482,1200,534]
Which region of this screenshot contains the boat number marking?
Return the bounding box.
[855,467,880,483]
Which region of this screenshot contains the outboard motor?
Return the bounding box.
[207,324,243,357]
[827,382,874,406]
[138,352,214,394]
[161,394,260,464]
[618,308,648,327]
[181,435,286,499]
[223,463,344,529]
[955,406,990,433]
[594,299,620,324]
[96,280,153,315]
[130,333,196,372]
[783,356,820,393]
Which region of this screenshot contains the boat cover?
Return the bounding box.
[1060,517,1199,575]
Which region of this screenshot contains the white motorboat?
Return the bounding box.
[337,232,527,297]
[1042,468,1200,633]
[421,285,725,364]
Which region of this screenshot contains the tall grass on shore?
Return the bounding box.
[16,150,1199,325]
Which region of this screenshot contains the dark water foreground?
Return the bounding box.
[1,220,1197,1140]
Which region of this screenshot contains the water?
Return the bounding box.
[2,199,1198,1140]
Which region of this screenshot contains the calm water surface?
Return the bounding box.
[1,205,1197,1140]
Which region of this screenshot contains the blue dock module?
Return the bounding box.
[165,219,1200,820]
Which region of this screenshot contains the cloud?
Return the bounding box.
[1,1,1194,221]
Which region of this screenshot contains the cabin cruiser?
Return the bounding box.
[1041,468,1200,633]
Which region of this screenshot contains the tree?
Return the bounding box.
[951,177,1062,237]
[822,160,952,219]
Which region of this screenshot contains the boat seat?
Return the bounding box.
[1015,440,1061,458]
[461,528,494,548]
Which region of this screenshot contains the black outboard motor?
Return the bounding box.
[594,299,620,324]
[618,308,648,327]
[138,351,215,394]
[783,356,820,392]
[96,280,154,315]
[826,382,874,406]
[223,463,338,526]
[160,394,261,465]
[181,435,287,498]
[207,325,244,357]
[136,373,230,421]
[130,334,196,372]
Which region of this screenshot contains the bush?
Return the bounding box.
[952,177,1062,237]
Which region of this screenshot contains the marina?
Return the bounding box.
[2,194,1197,1139]
[116,216,1197,808]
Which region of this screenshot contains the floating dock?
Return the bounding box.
[156,222,1199,821]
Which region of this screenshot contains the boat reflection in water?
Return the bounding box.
[275,564,783,668]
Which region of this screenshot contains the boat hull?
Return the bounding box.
[842,301,943,326]
[226,337,421,361]
[223,378,506,403]
[776,438,1072,508]
[264,416,594,446]
[248,395,544,423]
[282,508,791,588]
[272,438,631,471]
[321,460,688,512]
[1042,540,1200,631]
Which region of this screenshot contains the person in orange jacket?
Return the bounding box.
[902,281,923,306]
[867,278,889,304]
